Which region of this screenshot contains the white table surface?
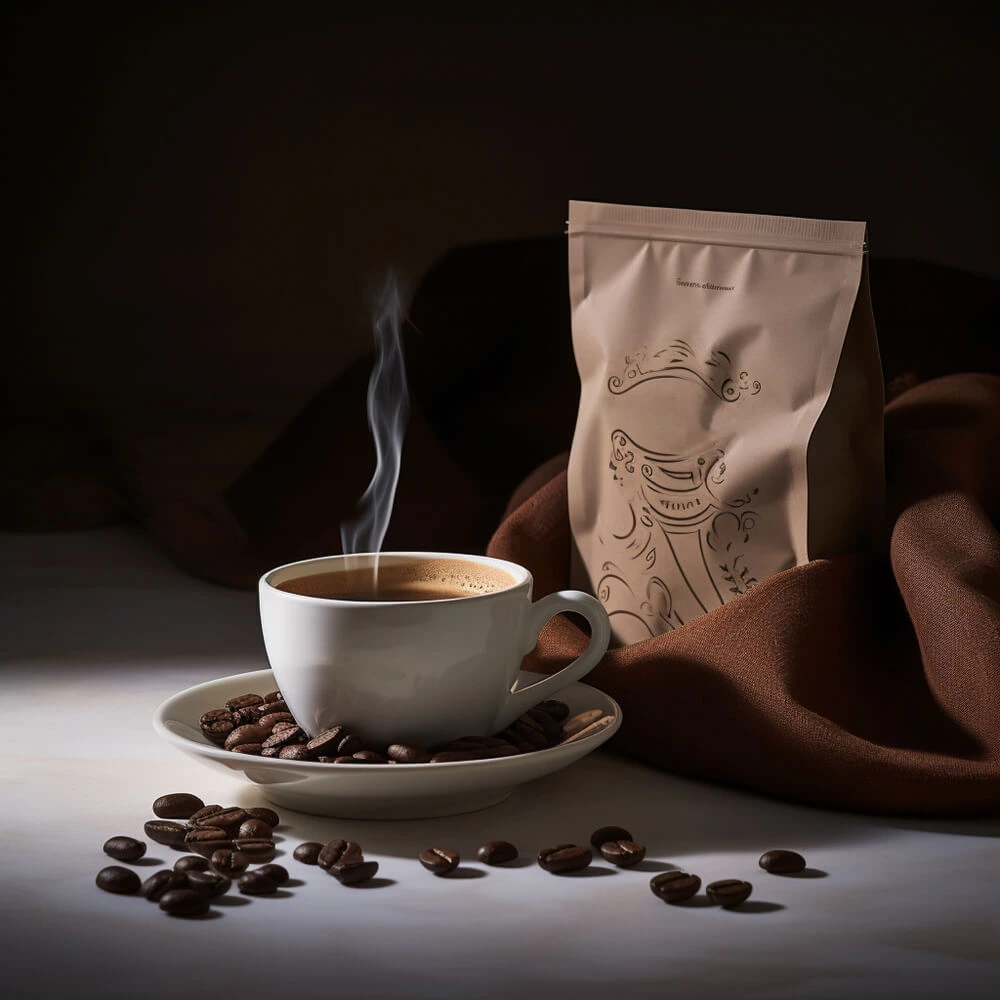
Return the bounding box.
[2,526,998,1000]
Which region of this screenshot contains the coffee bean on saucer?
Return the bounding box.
[103,836,147,862]
[226,693,264,713]
[211,849,249,876]
[174,855,210,874]
[305,726,349,755]
[232,839,275,862]
[256,698,289,717]
[245,807,280,828]
[262,725,306,750]
[144,820,188,848]
[419,847,460,875]
[263,690,283,703]
[293,842,324,865]
[261,747,280,757]
[429,751,479,763]
[706,879,753,908]
[600,840,646,867]
[478,745,520,759]
[590,826,632,850]
[255,864,289,886]
[330,860,379,885]
[350,750,387,763]
[200,709,234,745]
[561,709,604,740]
[257,712,294,733]
[536,699,570,722]
[152,793,204,819]
[387,744,431,763]
[188,804,224,826]
[501,716,549,750]
[239,871,278,895]
[318,840,364,871]
[537,845,592,874]
[560,715,615,745]
[759,849,806,874]
[96,866,141,894]
[141,870,188,901]
[278,744,314,761]
[225,725,271,750]
[159,888,210,916]
[477,841,518,865]
[230,706,260,727]
[231,743,264,755]
[186,871,231,898]
[526,707,563,741]
[238,819,272,841]
[650,871,701,904]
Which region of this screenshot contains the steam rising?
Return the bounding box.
[340,272,410,555]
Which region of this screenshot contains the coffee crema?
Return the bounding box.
[275,558,516,602]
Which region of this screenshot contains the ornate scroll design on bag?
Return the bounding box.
[603,429,760,629]
[607,341,761,402]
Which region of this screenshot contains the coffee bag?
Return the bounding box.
[567,201,883,645]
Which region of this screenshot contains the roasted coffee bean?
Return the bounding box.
[257,712,294,732]
[141,870,188,901]
[152,793,204,819]
[589,826,633,850]
[206,808,249,835]
[477,841,518,865]
[537,699,570,722]
[232,839,275,861]
[188,804,224,826]
[257,698,289,716]
[230,706,259,727]
[231,743,264,755]
[537,844,593,874]
[600,840,646,867]
[188,839,234,859]
[419,847,460,875]
[159,888,210,916]
[387,743,431,763]
[560,715,615,745]
[185,826,228,845]
[225,724,271,750]
[526,707,563,740]
[318,840,364,870]
[759,849,806,874]
[261,747,280,757]
[271,721,298,734]
[263,690,283,703]
[199,709,234,744]
[278,744,313,760]
[500,717,548,750]
[103,836,147,861]
[237,819,272,841]
[650,871,701,904]
[186,871,231,898]
[262,725,305,750]
[336,733,363,755]
[174,855,210,874]
[706,878,753,908]
[255,864,289,886]
[351,750,386,763]
[305,726,348,755]
[561,709,604,739]
[429,751,479,763]
[226,693,264,712]
[245,807,280,828]
[239,871,278,895]
[478,744,520,758]
[144,820,188,847]
[210,849,249,876]
[330,860,379,885]
[96,866,141,894]
[293,842,324,865]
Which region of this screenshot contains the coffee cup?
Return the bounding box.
[258,551,611,748]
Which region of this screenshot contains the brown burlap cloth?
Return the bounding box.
[488,372,1000,816]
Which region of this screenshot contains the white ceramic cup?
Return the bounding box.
[258,551,611,748]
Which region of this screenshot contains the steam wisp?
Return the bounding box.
[340,272,410,561]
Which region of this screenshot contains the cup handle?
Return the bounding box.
[489,590,611,735]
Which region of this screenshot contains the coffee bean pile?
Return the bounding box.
[198,692,615,763]
[97,792,814,916]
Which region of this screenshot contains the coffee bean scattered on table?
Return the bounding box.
[186,871,231,898]
[144,820,188,847]
[759,849,806,874]
[318,840,364,871]
[477,841,518,865]
[589,826,632,850]
[650,871,701,904]
[141,870,189,901]
[706,878,753,908]
[210,849,249,876]
[152,793,204,819]
[103,836,147,862]
[239,871,278,895]
[419,847,460,875]
[245,807,280,828]
[599,840,646,867]
[331,860,380,885]
[255,864,289,886]
[96,866,141,894]
[537,844,593,874]
[159,888,210,916]
[174,855,210,874]
[293,842,324,865]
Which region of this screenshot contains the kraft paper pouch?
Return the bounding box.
[567,200,883,646]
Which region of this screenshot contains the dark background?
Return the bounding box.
[5,5,997,533]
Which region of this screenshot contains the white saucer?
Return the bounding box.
[153,668,622,819]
